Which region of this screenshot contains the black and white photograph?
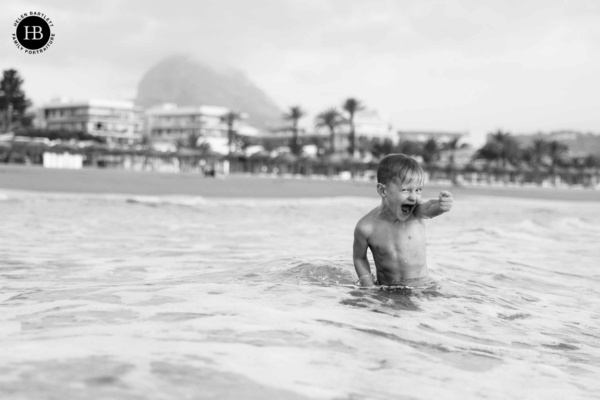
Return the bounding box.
[1,1,599,399]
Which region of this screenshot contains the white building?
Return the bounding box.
[37,99,143,143]
[145,104,260,154]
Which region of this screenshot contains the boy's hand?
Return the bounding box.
[438,191,453,212]
[358,274,375,287]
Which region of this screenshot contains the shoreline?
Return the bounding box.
[1,164,599,202]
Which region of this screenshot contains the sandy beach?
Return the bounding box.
[1,164,599,201]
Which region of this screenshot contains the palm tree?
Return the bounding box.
[422,137,439,164]
[548,140,568,168]
[475,141,502,166]
[315,107,342,154]
[444,137,461,185]
[528,138,548,167]
[342,98,365,158]
[444,137,461,164]
[584,154,600,168]
[371,138,395,159]
[489,130,520,167]
[221,111,240,154]
[283,106,306,156]
[397,140,423,157]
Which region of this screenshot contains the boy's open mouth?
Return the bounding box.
[400,204,414,215]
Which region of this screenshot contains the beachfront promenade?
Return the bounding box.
[1,164,599,202]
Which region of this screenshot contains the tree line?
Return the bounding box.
[2,68,600,170]
[282,98,364,157]
[472,130,600,170]
[0,69,32,131]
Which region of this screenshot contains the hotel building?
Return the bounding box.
[37,99,143,143]
[145,104,259,153]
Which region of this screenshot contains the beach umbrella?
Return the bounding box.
[49,143,81,154]
[143,149,167,158]
[248,150,271,161]
[299,154,318,164]
[130,147,150,156]
[201,149,224,159]
[273,153,298,164]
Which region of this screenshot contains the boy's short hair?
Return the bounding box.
[377,153,425,186]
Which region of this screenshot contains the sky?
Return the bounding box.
[2,0,600,146]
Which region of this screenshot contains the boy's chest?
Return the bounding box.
[368,222,426,254]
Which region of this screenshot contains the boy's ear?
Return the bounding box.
[377,183,386,197]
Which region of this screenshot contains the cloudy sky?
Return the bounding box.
[2,0,600,144]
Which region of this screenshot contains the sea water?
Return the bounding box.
[0,189,599,399]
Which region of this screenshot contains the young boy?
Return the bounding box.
[353,153,453,289]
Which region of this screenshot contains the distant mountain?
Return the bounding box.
[514,131,600,157]
[136,55,283,129]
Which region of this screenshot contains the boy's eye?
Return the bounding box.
[400,188,422,194]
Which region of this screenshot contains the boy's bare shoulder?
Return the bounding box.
[354,207,380,237]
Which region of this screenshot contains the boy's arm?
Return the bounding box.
[353,223,375,287]
[414,191,453,219]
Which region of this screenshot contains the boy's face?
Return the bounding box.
[379,177,422,221]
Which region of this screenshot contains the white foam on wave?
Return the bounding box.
[203,196,375,209]
[1,190,372,209]
[125,195,207,207]
[0,190,211,208]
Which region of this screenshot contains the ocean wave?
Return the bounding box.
[125,195,207,207]
[551,217,600,231]
[211,196,374,206]
[0,189,373,209]
[239,259,357,286]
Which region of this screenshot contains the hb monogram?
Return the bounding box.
[23,26,44,40]
[13,14,54,52]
